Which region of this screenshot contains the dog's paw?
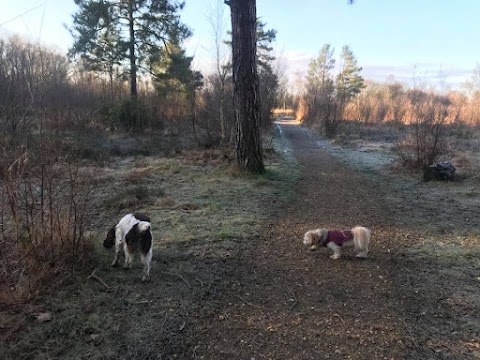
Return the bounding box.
[310,245,318,251]
[112,261,119,267]
[330,254,341,260]
[141,275,150,282]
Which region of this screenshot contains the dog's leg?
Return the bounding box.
[356,249,369,258]
[140,249,152,282]
[112,241,121,267]
[327,242,342,259]
[112,227,124,267]
[123,254,133,269]
[123,244,134,269]
[354,238,369,258]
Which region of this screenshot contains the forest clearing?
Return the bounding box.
[2,0,480,359]
[1,118,480,359]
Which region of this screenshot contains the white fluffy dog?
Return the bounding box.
[303,226,371,259]
[104,213,153,281]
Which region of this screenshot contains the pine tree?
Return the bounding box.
[69,0,190,99]
[307,44,335,96]
[305,44,336,127]
[256,21,276,73]
[153,43,202,96]
[256,21,278,128]
[336,45,364,105]
[225,0,264,173]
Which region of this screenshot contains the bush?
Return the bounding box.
[0,143,93,304]
[393,94,451,170]
[103,98,160,131]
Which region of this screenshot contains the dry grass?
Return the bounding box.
[329,120,480,182]
[0,132,300,359]
[272,108,295,116]
[0,147,95,306]
[104,185,166,212]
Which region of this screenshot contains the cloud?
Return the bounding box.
[282,56,474,90]
[283,50,313,63]
[361,64,473,89]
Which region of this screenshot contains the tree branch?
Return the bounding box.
[87,268,110,289]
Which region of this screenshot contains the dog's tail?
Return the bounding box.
[137,221,151,233]
[351,226,371,251]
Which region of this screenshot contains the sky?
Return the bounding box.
[1,0,480,90]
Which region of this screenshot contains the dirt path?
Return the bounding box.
[187,120,408,359]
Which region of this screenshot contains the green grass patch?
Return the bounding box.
[139,138,300,258]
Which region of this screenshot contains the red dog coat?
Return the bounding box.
[322,230,353,247]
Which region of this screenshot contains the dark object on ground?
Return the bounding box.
[423,161,456,182]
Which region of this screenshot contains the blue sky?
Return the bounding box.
[2,0,480,89]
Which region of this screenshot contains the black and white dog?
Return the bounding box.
[104,213,152,281]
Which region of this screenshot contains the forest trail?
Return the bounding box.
[191,119,480,360]
[5,119,478,360]
[188,119,407,359]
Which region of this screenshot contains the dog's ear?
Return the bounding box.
[315,229,328,245]
[320,229,329,241]
[103,226,116,248]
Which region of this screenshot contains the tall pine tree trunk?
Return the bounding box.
[226,0,264,173]
[128,0,137,99]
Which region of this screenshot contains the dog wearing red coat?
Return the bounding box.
[303,226,371,259]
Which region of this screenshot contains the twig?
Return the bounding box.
[288,289,298,310]
[333,313,345,324]
[401,317,419,348]
[165,271,191,288]
[192,345,199,359]
[234,295,261,308]
[0,314,21,328]
[151,313,164,318]
[465,174,480,182]
[124,299,152,305]
[87,268,110,289]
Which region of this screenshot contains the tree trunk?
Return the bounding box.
[128,0,137,99]
[226,0,264,173]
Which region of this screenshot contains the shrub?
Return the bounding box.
[103,98,160,131]
[393,94,451,170]
[0,144,93,304]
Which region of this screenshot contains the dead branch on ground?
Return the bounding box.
[87,268,110,289]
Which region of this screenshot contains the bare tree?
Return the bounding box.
[207,0,230,144]
[394,90,452,170]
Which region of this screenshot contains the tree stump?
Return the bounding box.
[423,161,456,182]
